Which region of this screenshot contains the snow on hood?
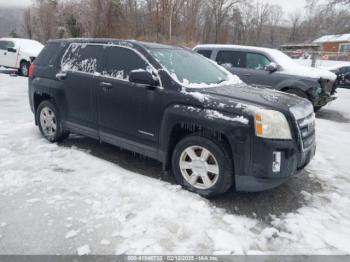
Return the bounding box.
[266,48,337,81]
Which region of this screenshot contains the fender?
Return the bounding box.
[158,104,252,176]
[275,78,317,93]
[31,77,67,122]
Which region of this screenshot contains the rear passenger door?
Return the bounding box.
[97,46,159,149]
[60,44,103,137]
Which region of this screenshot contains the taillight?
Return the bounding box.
[28,64,36,77]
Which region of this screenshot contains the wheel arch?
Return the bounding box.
[159,104,250,174]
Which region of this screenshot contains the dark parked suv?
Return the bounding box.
[29,39,316,196]
[194,45,337,111]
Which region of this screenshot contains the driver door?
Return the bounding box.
[97,45,160,148]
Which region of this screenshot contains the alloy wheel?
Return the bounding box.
[39,107,57,139]
[179,146,220,190]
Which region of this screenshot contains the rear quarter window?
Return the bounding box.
[196,49,212,59]
[35,42,64,66]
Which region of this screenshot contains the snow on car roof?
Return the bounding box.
[0,38,44,56]
[313,33,350,43]
[1,38,43,45]
[194,44,275,53]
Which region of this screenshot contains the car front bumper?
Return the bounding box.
[235,137,316,192]
[315,93,337,107]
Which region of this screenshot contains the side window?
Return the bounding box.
[61,43,103,73]
[0,41,6,50]
[103,46,147,80]
[339,67,346,74]
[0,41,14,50]
[216,50,246,68]
[246,53,271,70]
[197,50,212,59]
[7,41,15,49]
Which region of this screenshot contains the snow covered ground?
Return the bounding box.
[0,73,350,255]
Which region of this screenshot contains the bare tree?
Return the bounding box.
[288,11,301,43]
[23,8,33,39]
[205,0,241,43]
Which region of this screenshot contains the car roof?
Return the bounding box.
[194,44,276,53]
[48,38,180,50]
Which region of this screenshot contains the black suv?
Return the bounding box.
[29,39,316,196]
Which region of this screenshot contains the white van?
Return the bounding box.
[0,38,44,76]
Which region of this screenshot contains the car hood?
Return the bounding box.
[282,65,337,82]
[184,83,313,118]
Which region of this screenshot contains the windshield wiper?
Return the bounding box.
[216,79,226,84]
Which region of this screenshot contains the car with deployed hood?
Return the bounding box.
[28,39,316,196]
[193,44,337,111]
[0,38,44,76]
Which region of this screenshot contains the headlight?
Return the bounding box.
[255,109,292,140]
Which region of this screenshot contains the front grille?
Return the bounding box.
[297,113,316,151]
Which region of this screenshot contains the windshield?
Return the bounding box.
[150,48,231,87]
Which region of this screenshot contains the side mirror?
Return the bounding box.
[7,47,17,53]
[221,63,234,69]
[129,70,158,87]
[265,62,278,73]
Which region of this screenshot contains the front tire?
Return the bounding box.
[171,134,233,197]
[36,100,69,142]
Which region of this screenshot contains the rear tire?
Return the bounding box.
[19,61,30,77]
[36,100,69,142]
[171,134,233,197]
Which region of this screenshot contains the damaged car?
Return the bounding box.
[29,39,316,196]
[194,44,337,111]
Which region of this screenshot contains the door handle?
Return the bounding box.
[56,72,67,81]
[100,82,113,91]
[244,73,251,76]
[4,52,7,56]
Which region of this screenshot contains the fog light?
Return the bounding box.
[272,152,281,173]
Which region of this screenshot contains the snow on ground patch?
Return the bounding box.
[77,245,91,255]
[65,229,80,239]
[100,239,111,246]
[0,74,350,254]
